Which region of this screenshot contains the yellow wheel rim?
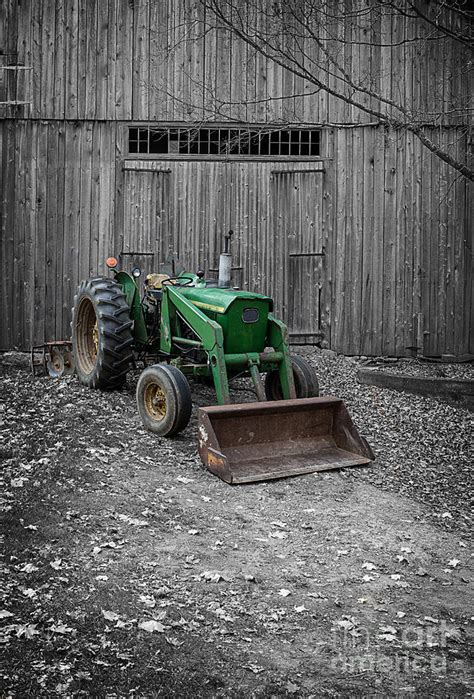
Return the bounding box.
[92,321,99,352]
[76,298,99,374]
[144,383,167,421]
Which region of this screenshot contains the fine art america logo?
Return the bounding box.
[329,618,460,675]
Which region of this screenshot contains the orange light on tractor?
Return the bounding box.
[106,256,118,269]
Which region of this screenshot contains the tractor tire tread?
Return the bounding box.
[71,277,134,390]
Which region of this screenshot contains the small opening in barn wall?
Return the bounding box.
[127,126,321,158]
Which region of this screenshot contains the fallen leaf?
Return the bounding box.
[377,633,397,642]
[447,559,460,568]
[21,588,37,598]
[49,623,73,635]
[139,595,156,608]
[166,636,184,647]
[11,478,26,488]
[50,559,62,570]
[286,681,299,694]
[16,624,40,639]
[20,563,39,573]
[278,589,291,597]
[362,562,376,571]
[138,620,165,633]
[201,571,225,583]
[101,610,120,622]
[336,619,354,631]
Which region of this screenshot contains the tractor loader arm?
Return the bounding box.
[161,285,231,404]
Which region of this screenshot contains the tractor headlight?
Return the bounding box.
[132,267,141,278]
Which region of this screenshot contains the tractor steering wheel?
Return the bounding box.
[162,276,195,287]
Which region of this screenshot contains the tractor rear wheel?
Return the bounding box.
[264,354,319,400]
[71,277,133,389]
[136,364,192,437]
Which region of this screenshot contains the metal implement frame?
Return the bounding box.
[31,340,73,377]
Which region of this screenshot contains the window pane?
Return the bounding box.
[149,130,168,153]
[128,126,321,158]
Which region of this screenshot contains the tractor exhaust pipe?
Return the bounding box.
[218,230,233,288]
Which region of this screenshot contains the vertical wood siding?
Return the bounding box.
[1,121,471,356]
[1,0,470,129]
[0,1,471,356]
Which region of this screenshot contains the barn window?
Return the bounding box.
[128,127,320,158]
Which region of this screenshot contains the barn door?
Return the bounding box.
[119,167,172,275]
[272,170,325,343]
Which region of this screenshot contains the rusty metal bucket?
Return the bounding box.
[198,397,375,484]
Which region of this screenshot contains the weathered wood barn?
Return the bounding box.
[0,0,472,356]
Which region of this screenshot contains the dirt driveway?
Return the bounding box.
[1,351,472,697]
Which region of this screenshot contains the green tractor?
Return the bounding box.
[71,243,373,483]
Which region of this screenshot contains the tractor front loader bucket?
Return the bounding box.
[198,397,374,484]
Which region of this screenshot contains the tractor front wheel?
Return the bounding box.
[136,364,192,437]
[265,354,319,400]
[71,277,133,389]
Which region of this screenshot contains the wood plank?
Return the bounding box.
[382,129,397,355]
[394,130,406,355]
[33,122,49,345]
[0,122,14,347]
[76,0,88,118]
[106,0,117,120]
[148,0,167,120]
[97,123,114,277]
[14,122,28,347]
[79,122,93,280]
[84,0,97,119]
[31,0,42,117]
[360,127,374,355]
[61,122,81,334]
[54,123,66,339]
[53,1,66,118]
[41,0,55,118]
[65,0,79,118]
[115,0,133,120]
[95,0,109,119]
[45,123,60,342]
[132,0,149,119]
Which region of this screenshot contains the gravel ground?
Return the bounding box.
[293,349,473,534]
[1,349,472,535]
[1,351,473,697]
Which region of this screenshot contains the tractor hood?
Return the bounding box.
[178,286,273,315]
[177,285,273,354]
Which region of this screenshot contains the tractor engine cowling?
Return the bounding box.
[178,286,273,354]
